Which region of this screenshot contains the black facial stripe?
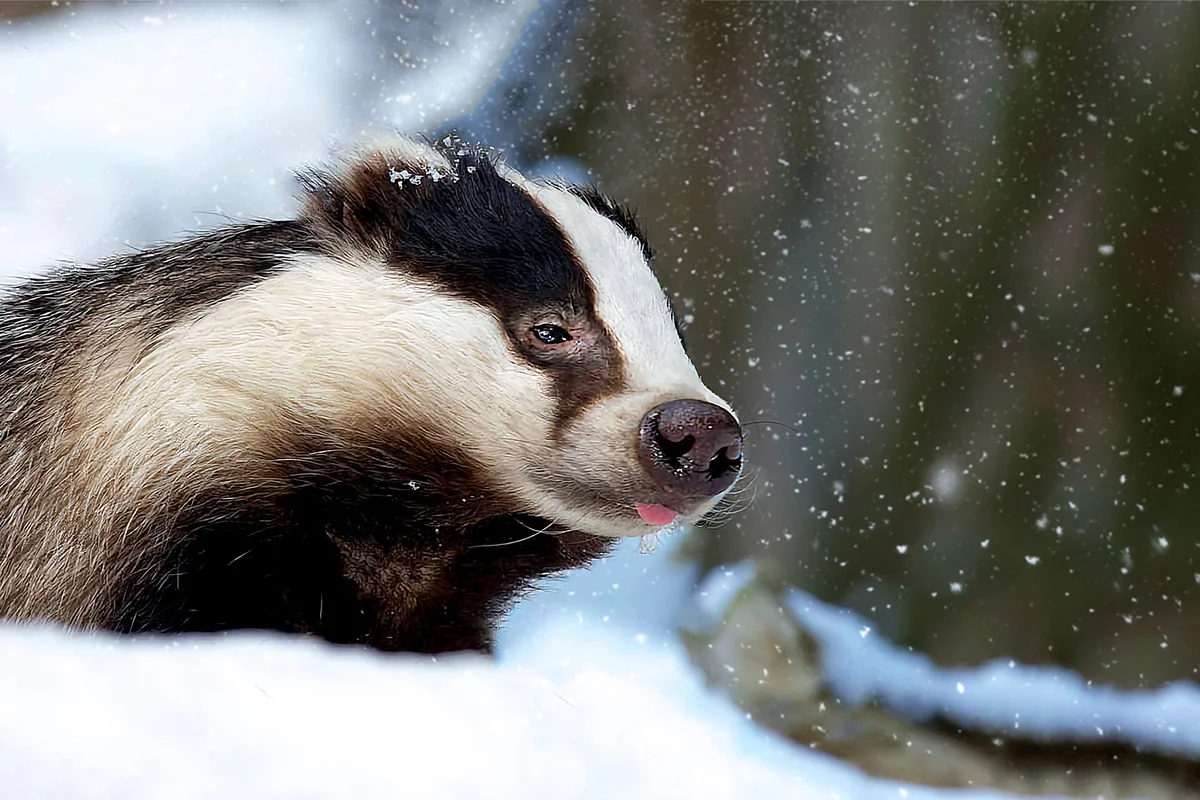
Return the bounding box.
[300,138,629,428]
[398,146,592,313]
[534,318,624,430]
[567,184,653,263]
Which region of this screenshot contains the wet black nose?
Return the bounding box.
[638,399,743,497]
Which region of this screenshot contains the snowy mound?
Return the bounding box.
[0,623,826,799]
[0,537,1028,800]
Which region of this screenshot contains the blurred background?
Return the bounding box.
[457,0,1200,693]
[3,1,1199,794]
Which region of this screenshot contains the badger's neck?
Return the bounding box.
[116,426,614,653]
[118,465,614,653]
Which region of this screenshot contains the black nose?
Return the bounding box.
[638,399,743,498]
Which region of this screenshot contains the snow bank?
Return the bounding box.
[0,539,1026,800]
[791,586,1200,759]
[0,622,820,799]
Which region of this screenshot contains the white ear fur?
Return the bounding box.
[338,132,454,178]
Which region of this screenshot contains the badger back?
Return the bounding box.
[0,135,742,653]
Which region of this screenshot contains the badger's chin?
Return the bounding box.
[541,508,682,539]
[523,490,726,539]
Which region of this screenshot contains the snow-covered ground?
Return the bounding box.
[0,4,1193,798]
[0,538,1024,800]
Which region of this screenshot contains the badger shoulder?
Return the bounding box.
[0,134,742,654]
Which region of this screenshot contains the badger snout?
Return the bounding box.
[638,399,743,499]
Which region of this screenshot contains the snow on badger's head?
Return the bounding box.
[290,134,742,537]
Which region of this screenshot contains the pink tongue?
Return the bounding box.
[635,503,678,526]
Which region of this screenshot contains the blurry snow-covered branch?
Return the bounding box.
[683,562,1200,798]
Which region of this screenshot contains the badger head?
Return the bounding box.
[271,134,743,540]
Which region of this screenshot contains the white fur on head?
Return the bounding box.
[530,184,729,409]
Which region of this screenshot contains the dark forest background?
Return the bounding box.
[456,1,1200,691]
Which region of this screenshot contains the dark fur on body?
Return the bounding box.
[113,408,614,653]
[0,140,658,653]
[123,432,613,653]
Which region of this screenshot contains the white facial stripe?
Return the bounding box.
[518,182,732,413]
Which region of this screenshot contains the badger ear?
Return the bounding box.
[297,134,456,256]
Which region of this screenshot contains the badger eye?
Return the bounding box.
[531,324,572,345]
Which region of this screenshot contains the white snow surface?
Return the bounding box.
[0,540,1024,800]
[3,615,821,799]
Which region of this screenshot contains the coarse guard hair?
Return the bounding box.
[0,134,743,653]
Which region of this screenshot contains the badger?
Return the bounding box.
[0,135,742,654]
